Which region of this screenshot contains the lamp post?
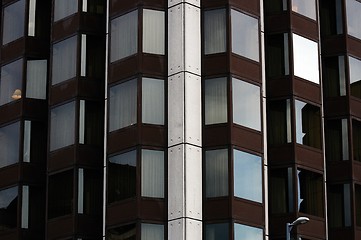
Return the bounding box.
[286,217,309,240]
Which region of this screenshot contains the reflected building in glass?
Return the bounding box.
[0,0,360,239]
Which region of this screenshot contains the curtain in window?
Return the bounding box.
[26,60,47,99]
[0,59,23,106]
[52,36,77,85]
[141,150,164,198]
[205,149,228,197]
[0,122,20,168]
[143,9,165,54]
[204,77,227,125]
[204,9,226,54]
[141,223,164,240]
[2,0,25,45]
[110,10,138,62]
[109,79,137,131]
[142,78,164,125]
[54,0,78,21]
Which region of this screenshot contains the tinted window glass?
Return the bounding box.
[0,59,23,105]
[0,122,20,168]
[2,0,25,45]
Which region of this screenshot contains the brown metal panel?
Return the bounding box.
[266,77,293,98]
[323,96,349,117]
[52,15,80,42]
[295,145,323,171]
[77,145,103,168]
[139,199,165,221]
[264,14,290,34]
[141,54,166,77]
[0,101,22,126]
[232,198,264,226]
[203,54,229,77]
[140,125,166,147]
[22,163,46,185]
[47,215,75,239]
[1,38,25,63]
[204,124,230,147]
[350,97,361,119]
[231,125,263,154]
[326,161,352,182]
[107,126,138,154]
[79,13,106,34]
[107,200,137,226]
[297,216,326,240]
[321,36,346,56]
[0,229,19,240]
[355,229,361,240]
[268,144,294,166]
[291,14,319,41]
[229,0,259,17]
[202,0,228,9]
[23,99,48,120]
[328,228,353,240]
[50,79,78,106]
[0,164,19,189]
[77,214,102,238]
[347,36,361,59]
[109,57,140,84]
[353,162,361,183]
[204,198,230,220]
[293,77,321,105]
[230,55,261,84]
[110,0,165,17]
[48,146,76,173]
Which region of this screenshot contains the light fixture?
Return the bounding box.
[286,216,309,240]
[11,89,22,100]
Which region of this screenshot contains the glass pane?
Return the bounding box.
[265,0,287,14]
[28,0,36,36]
[110,10,138,62]
[205,149,228,197]
[292,0,316,20]
[142,78,164,125]
[349,56,361,99]
[0,186,18,230]
[52,36,77,85]
[234,223,263,240]
[231,10,259,61]
[322,56,346,97]
[0,59,23,105]
[356,185,361,226]
[107,224,136,240]
[295,100,321,149]
[109,79,137,131]
[78,169,102,215]
[204,9,226,54]
[2,0,25,45]
[293,33,319,84]
[353,120,361,162]
[234,150,262,202]
[232,78,261,130]
[270,168,293,213]
[141,150,164,198]
[0,122,20,168]
[141,223,164,240]
[267,100,292,145]
[21,186,29,228]
[320,0,343,36]
[143,9,165,55]
[205,223,228,240]
[204,77,227,125]
[346,0,361,39]
[78,100,103,145]
[50,101,75,151]
[81,35,86,77]
[78,169,84,214]
[54,0,78,21]
[266,33,289,77]
[325,119,349,162]
[108,150,136,202]
[26,60,47,99]
[23,121,31,162]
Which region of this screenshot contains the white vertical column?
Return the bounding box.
[168,1,202,239]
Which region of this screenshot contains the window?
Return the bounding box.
[234,150,262,202]
[48,170,73,219]
[266,33,289,77]
[109,79,137,131]
[82,0,105,14]
[142,78,164,125]
[0,122,20,168]
[267,99,292,145]
[232,78,261,131]
[293,34,319,84]
[295,100,321,149]
[143,10,165,55]
[79,100,103,145]
[320,0,343,36]
[52,36,77,85]
[328,184,351,228]
[264,0,287,14]
[346,0,361,40]
[231,10,259,61]
[80,35,105,79]
[234,223,263,240]
[50,101,75,151]
[353,120,361,161]
[270,168,294,214]
[54,0,78,22]
[205,223,229,240]
[26,60,47,99]
[110,10,138,62]
[107,223,136,240]
[204,9,226,54]
[2,0,25,45]
[0,186,18,230]
[349,56,361,99]
[205,149,228,197]
[108,150,136,203]
[141,223,164,240]
[291,0,317,20]
[325,119,349,161]
[204,77,227,125]
[322,56,346,97]
[0,59,23,106]
[77,169,102,215]
[141,150,164,198]
[23,121,46,163]
[21,186,29,229]
[356,184,361,226]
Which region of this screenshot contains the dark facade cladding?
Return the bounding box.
[0,0,360,239]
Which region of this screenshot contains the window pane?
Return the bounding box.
[21,186,29,228]
[356,185,361,226]
[267,100,292,145]
[0,122,20,168]
[353,120,361,162]
[349,56,361,99]
[234,150,262,202]
[26,60,47,99]
[205,223,228,240]
[143,9,165,54]
[346,0,361,39]
[52,36,77,85]
[295,100,321,149]
[141,223,164,240]
[79,100,103,145]
[110,10,138,62]
[50,101,75,151]
[232,78,261,130]
[107,224,136,240]
[234,223,263,240]
[292,0,316,20]
[109,79,137,131]
[141,150,164,198]
[320,0,343,36]
[54,0,78,21]
[205,149,228,197]
[293,34,319,84]
[328,184,351,228]
[325,119,349,162]
[265,0,287,14]
[0,186,18,230]
[23,121,31,163]
[83,0,105,14]
[142,78,164,125]
[2,0,25,45]
[204,9,226,54]
[78,169,102,215]
[270,168,293,213]
[322,56,346,97]
[28,0,36,36]
[0,59,23,105]
[231,10,259,61]
[48,171,73,219]
[108,150,136,203]
[266,33,289,77]
[204,77,227,125]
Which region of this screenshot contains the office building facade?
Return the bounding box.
[0,0,360,239]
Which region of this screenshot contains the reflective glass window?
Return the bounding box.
[270,168,293,213]
[349,56,361,99]
[325,119,349,161]
[143,10,165,55]
[54,0,78,22]
[356,185,361,226]
[26,60,47,99]
[141,150,164,198]
[204,77,227,125]
[205,223,229,240]
[292,0,316,20]
[0,122,20,168]
[232,78,261,131]
[0,186,18,230]
[2,0,25,45]
[82,0,105,14]
[141,223,164,240]
[107,224,136,240]
[265,0,287,14]
[77,169,102,215]
[205,149,228,197]
[79,100,103,145]
[346,0,361,39]
[0,59,23,105]
[353,120,361,162]
[48,171,73,219]
[142,78,164,125]
[234,150,262,202]
[267,99,292,145]
[231,10,259,61]
[322,56,346,97]
[293,34,319,84]
[320,0,343,36]
[204,9,226,54]
[266,33,289,77]
[328,184,351,228]
[234,223,263,240]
